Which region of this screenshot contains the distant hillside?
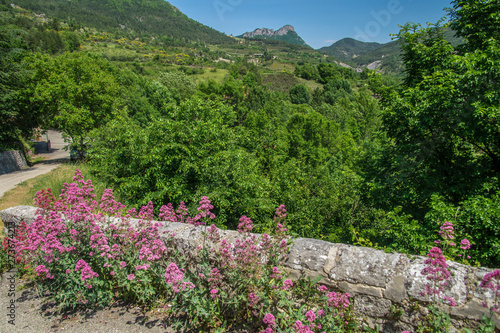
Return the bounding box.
[318,38,384,63]
[320,29,464,75]
[10,0,235,44]
[239,25,309,47]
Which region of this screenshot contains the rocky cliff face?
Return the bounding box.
[242,25,295,38]
[240,25,308,47]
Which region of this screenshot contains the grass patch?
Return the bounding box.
[297,77,323,91]
[193,68,229,83]
[0,163,116,238]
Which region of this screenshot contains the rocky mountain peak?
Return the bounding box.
[275,25,294,36]
[242,25,295,38]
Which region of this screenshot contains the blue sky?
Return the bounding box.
[167,0,453,49]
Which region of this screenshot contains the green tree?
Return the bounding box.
[0,26,34,149]
[448,0,500,52]
[157,70,196,102]
[24,52,121,156]
[289,84,311,104]
[375,0,500,263]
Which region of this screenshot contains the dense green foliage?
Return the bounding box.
[88,64,377,239]
[2,0,500,269]
[23,52,122,154]
[371,0,500,265]
[0,8,83,150]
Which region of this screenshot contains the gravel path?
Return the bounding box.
[0,271,175,333]
[0,130,69,198]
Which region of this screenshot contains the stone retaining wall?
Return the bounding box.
[1,205,499,332]
[0,150,27,175]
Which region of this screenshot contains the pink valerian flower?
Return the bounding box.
[119,261,127,269]
[194,196,215,225]
[135,264,151,271]
[138,201,154,221]
[479,269,500,313]
[274,204,287,222]
[217,239,235,268]
[176,202,188,223]
[305,310,316,322]
[210,289,219,298]
[460,238,471,250]
[33,188,55,211]
[208,268,223,289]
[206,224,221,243]
[127,274,135,281]
[127,208,138,218]
[248,292,261,308]
[75,260,99,282]
[110,271,115,276]
[421,247,454,304]
[259,233,272,253]
[282,279,293,290]
[159,203,177,222]
[443,295,457,307]
[237,215,254,233]
[294,320,314,333]
[99,189,125,215]
[274,205,288,240]
[164,263,195,293]
[439,221,455,240]
[263,313,276,327]
[327,291,351,309]
[317,309,325,317]
[318,285,328,292]
[270,266,282,279]
[35,265,53,279]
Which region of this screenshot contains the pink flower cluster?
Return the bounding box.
[326,291,351,309]
[439,221,455,240]
[35,265,54,279]
[460,238,471,250]
[421,247,455,305]
[75,259,99,283]
[164,263,194,293]
[292,309,327,333]
[158,197,216,226]
[480,269,500,313]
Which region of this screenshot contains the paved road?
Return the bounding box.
[0,131,70,198]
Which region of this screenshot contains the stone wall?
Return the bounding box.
[0,150,27,175]
[1,205,499,332]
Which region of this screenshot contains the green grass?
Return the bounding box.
[193,68,229,83]
[297,78,322,91]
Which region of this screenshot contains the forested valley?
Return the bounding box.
[1,0,499,268]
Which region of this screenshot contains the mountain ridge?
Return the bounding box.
[320,29,464,75]
[239,25,309,47]
[9,0,235,44]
